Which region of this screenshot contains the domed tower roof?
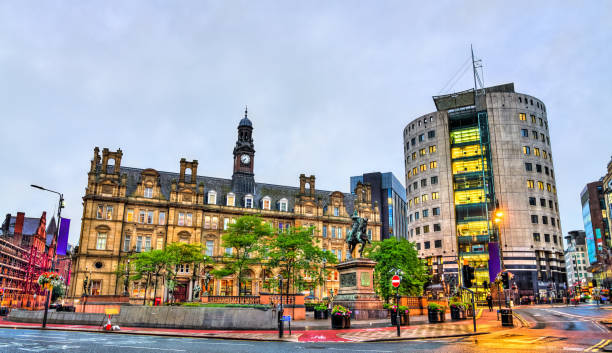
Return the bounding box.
[239,107,252,127]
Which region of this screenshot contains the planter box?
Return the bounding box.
[450,307,466,320]
[331,314,347,329]
[390,311,410,326]
[314,309,329,320]
[428,309,445,323]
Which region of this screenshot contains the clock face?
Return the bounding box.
[240,154,250,164]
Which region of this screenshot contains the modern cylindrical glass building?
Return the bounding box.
[403,83,566,299]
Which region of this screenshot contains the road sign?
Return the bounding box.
[391,275,400,288]
[281,315,291,322]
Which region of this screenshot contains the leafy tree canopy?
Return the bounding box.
[365,238,429,301]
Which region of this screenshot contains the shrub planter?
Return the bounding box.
[330,305,351,329]
[390,310,410,326]
[428,309,442,323]
[450,306,467,320]
[314,309,329,320]
[331,314,346,329]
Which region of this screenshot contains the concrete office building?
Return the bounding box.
[564,230,592,287]
[404,83,565,298]
[350,172,408,240]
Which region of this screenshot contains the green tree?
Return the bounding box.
[165,242,208,301]
[130,249,168,305]
[365,238,429,302]
[216,215,272,296]
[267,225,337,295]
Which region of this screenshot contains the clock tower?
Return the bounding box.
[232,108,255,193]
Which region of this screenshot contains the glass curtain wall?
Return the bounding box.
[449,109,495,300]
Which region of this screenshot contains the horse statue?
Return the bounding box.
[346,211,370,257]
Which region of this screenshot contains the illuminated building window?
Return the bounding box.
[454,189,485,205]
[523,146,531,155]
[430,161,438,169]
[422,194,428,202]
[547,183,551,192]
[452,159,487,174]
[534,148,540,156]
[262,196,271,210]
[420,164,427,172]
[127,209,134,222]
[412,152,417,160]
[527,180,534,189]
[208,191,217,205]
[423,225,430,233]
[227,193,235,206]
[412,167,418,175]
[450,128,480,144]
[96,233,107,250]
[414,197,419,205]
[543,151,548,159]
[538,181,544,190]
[432,192,439,200]
[531,115,536,123]
[519,113,526,121]
[204,216,210,229]
[429,145,437,153]
[409,199,412,207]
[420,148,426,156]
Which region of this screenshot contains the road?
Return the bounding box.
[0,305,609,352]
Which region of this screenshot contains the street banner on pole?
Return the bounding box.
[57,218,70,255]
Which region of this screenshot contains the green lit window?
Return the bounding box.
[450,128,480,144]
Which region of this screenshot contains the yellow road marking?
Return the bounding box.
[585,338,610,352]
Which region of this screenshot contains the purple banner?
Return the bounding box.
[488,242,501,283]
[57,218,70,256]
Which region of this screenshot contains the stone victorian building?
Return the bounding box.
[68,111,380,302]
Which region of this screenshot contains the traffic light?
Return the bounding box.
[462,265,475,288]
[501,272,510,289]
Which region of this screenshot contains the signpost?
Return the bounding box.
[391,274,401,337]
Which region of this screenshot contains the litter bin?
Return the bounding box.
[500,308,514,327]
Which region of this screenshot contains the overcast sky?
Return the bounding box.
[1,1,611,246]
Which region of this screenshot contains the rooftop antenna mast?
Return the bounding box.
[471,44,485,95]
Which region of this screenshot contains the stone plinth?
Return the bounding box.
[332,258,386,320]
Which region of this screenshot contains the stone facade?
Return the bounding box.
[68,113,380,302]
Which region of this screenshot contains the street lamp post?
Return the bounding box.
[277,275,284,338]
[30,184,64,329]
[123,259,131,297]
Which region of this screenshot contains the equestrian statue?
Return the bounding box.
[346,210,370,257]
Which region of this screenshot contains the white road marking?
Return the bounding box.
[562,348,584,351]
[103,345,186,351]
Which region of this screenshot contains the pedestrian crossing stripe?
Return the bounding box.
[585,339,610,352]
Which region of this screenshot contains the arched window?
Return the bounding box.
[244,194,254,208]
[279,198,288,212]
[208,190,217,205]
[262,196,271,210]
[226,192,235,206]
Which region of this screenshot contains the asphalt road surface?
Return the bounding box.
[0,305,609,352]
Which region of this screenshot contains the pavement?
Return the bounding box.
[0,308,507,342]
[0,305,609,352]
